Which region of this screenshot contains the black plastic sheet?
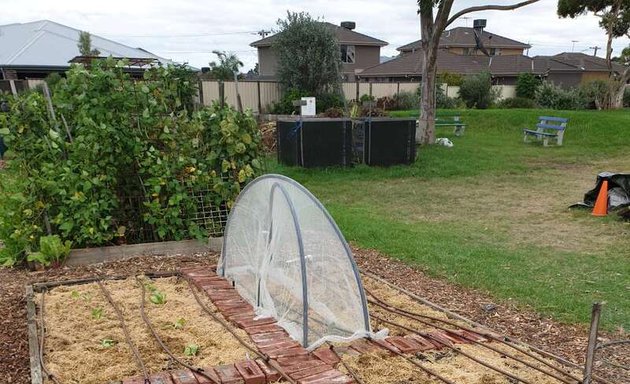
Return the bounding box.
[571,172,630,219]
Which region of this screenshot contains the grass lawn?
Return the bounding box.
[269,108,630,331]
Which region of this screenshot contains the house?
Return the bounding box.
[250,21,387,81]
[533,52,627,88]
[397,26,531,57]
[358,49,542,84]
[0,20,171,80]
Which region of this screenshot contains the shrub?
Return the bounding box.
[535,81,587,110]
[0,59,263,267]
[435,86,461,109]
[496,97,537,109]
[393,91,419,110]
[580,80,608,109]
[271,88,307,114]
[359,94,375,104]
[376,96,396,110]
[316,92,344,113]
[323,107,344,117]
[515,73,542,99]
[437,72,464,86]
[458,72,498,109]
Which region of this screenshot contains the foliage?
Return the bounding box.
[359,94,375,104]
[44,73,63,91]
[323,107,344,118]
[273,11,341,95]
[496,97,538,109]
[100,339,116,348]
[458,72,498,109]
[26,235,71,267]
[515,73,542,99]
[535,81,587,110]
[376,96,396,110]
[624,86,630,106]
[437,72,464,86]
[393,91,420,110]
[173,318,186,329]
[0,59,263,266]
[184,344,200,356]
[415,86,460,109]
[77,31,100,56]
[150,290,166,305]
[558,1,629,39]
[208,51,243,81]
[270,88,307,114]
[580,80,609,109]
[91,307,104,320]
[316,92,344,113]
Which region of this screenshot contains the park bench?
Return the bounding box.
[435,114,466,136]
[523,116,569,146]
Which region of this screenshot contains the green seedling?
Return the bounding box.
[184,344,199,356]
[91,307,104,320]
[174,318,186,329]
[150,290,166,305]
[101,339,116,348]
[70,290,80,299]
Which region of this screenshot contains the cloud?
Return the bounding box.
[1,0,628,69]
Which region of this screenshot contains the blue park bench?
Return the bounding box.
[523,116,569,146]
[435,113,466,136]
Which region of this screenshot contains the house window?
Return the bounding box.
[341,45,355,63]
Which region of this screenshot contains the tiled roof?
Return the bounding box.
[397,27,530,52]
[251,22,387,47]
[534,52,626,73]
[358,50,543,78]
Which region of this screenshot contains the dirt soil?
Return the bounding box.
[1,250,627,384]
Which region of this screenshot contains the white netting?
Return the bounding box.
[218,174,373,349]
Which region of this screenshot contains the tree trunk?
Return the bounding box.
[418,10,438,145]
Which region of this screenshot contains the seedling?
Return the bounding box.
[184,344,199,356]
[101,339,116,348]
[91,307,104,320]
[150,290,166,305]
[174,318,186,329]
[71,290,80,299]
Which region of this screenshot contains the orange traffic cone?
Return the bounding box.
[592,180,609,217]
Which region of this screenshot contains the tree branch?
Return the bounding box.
[446,0,541,28]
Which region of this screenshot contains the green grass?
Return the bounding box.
[269,108,630,331]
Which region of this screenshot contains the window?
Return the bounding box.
[340,45,355,64]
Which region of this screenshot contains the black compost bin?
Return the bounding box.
[277,118,352,168]
[362,118,416,166]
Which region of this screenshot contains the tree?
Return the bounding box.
[558,0,630,108]
[272,11,341,95]
[77,31,100,56]
[416,1,540,144]
[208,50,243,81]
[209,51,244,111]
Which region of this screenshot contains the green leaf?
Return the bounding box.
[184,344,199,356]
[101,339,116,348]
[0,128,10,135]
[91,307,104,320]
[150,290,166,305]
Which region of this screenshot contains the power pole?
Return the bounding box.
[257,30,271,38]
[589,46,601,56]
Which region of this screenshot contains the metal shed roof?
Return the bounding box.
[0,20,171,67]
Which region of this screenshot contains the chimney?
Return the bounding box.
[340,21,356,30]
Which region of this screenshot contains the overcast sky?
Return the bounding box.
[2,0,629,70]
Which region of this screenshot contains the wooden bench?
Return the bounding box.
[435,114,466,136]
[523,116,569,146]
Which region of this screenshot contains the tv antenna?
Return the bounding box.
[461,17,471,27]
[589,46,601,56]
[571,40,579,52]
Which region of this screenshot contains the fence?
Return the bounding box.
[199,80,516,112]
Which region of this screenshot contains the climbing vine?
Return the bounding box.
[0,59,262,266]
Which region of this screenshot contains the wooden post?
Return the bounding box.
[583,302,602,384]
[257,81,262,114]
[197,80,205,107]
[9,80,18,96]
[26,285,43,384]
[355,81,359,101]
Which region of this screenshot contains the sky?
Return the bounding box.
[2,0,629,71]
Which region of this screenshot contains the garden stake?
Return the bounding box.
[583,303,602,384]
[327,342,366,384]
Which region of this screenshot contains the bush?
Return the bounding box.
[458,72,498,109]
[437,72,464,86]
[515,73,541,99]
[270,88,307,114]
[376,96,396,110]
[580,80,608,109]
[323,107,344,117]
[393,91,419,110]
[359,94,375,104]
[316,92,344,113]
[435,86,461,109]
[535,81,587,110]
[0,59,264,267]
[496,97,537,109]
